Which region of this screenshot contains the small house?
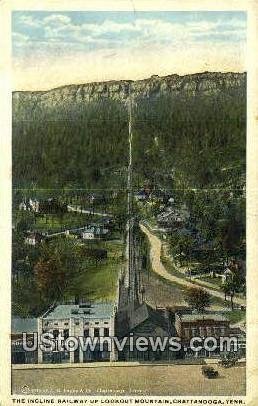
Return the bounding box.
[135,190,148,202]
[81,224,109,240]
[82,231,95,240]
[19,201,28,211]
[24,232,44,246]
[29,198,40,213]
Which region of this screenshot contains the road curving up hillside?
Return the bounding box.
[140,223,246,307]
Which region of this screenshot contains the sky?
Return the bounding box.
[12,11,247,90]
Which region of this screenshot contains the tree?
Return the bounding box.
[221,280,231,301]
[34,239,82,301]
[184,287,211,312]
[221,279,239,310]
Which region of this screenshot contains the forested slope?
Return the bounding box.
[12,72,246,191]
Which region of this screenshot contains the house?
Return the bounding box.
[29,198,40,213]
[175,311,230,358]
[222,267,234,282]
[157,208,183,229]
[11,317,38,364]
[135,190,148,202]
[19,198,40,212]
[19,201,28,211]
[81,224,109,240]
[24,232,45,246]
[38,303,115,363]
[115,303,176,361]
[82,231,95,240]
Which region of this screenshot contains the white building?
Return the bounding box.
[19,199,40,212]
[82,231,95,240]
[82,225,109,240]
[24,232,44,246]
[29,198,40,213]
[38,303,116,363]
[19,202,27,211]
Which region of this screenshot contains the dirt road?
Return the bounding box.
[140,223,246,307]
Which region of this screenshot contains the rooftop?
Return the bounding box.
[43,303,114,320]
[12,317,38,334]
[176,312,229,322]
[116,303,173,337]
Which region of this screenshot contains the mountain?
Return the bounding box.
[12,72,246,190]
[13,72,246,121]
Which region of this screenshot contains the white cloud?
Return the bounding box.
[38,16,246,48]
[12,13,246,90]
[43,14,71,25]
[18,14,42,28]
[15,13,246,52]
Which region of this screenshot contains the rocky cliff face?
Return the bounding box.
[12,72,246,120]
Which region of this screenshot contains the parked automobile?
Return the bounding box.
[201,366,219,379]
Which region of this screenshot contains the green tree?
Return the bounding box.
[34,239,82,301]
[184,287,211,312]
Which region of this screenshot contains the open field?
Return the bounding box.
[12,236,125,317]
[12,363,246,396]
[14,210,105,233]
[67,240,125,302]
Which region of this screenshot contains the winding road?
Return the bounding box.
[67,205,112,217]
[140,223,246,307]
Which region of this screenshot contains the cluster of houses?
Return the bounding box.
[134,187,189,230]
[156,204,190,230]
[19,198,40,213]
[19,198,67,214]
[24,223,111,246]
[135,185,246,285]
[135,188,174,205]
[11,301,246,364]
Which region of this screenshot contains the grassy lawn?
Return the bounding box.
[14,210,100,233]
[12,234,125,317]
[224,309,246,324]
[66,240,125,302]
[198,275,222,285]
[161,255,189,280]
[34,213,91,232]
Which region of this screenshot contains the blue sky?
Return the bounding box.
[12,11,247,90]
